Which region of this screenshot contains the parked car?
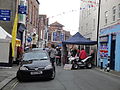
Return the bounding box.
[17,50,55,81]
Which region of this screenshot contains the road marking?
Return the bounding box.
[10,80,18,90]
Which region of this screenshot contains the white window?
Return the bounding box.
[118,4,120,18]
[112,6,116,21]
[105,11,108,25]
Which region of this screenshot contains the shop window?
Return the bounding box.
[112,6,116,21]
[99,36,109,58]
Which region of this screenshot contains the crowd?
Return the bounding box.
[16,44,95,67]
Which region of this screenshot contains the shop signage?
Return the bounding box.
[18,5,27,14]
[53,32,64,41]
[0,9,11,21]
[100,36,108,42]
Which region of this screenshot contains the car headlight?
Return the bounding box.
[20,66,28,70]
[45,65,53,70]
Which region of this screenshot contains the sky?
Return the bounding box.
[38,0,80,35]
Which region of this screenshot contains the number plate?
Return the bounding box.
[31,71,43,75]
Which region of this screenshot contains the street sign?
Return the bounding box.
[18,5,27,14]
[0,9,11,21]
[27,37,32,42]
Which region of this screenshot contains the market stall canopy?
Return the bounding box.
[0,26,21,46]
[62,32,97,45]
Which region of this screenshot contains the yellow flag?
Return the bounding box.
[11,13,18,57]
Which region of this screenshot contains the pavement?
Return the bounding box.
[0,65,120,90]
[0,65,19,90]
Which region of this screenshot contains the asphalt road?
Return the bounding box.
[3,66,120,90]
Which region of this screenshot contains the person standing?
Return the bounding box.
[90,49,95,65]
[55,47,61,66]
[49,44,56,66]
[79,48,87,60]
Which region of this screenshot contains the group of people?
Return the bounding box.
[69,47,95,63]
[47,44,95,66]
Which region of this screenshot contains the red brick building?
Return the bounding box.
[38,15,48,47]
[47,21,71,47]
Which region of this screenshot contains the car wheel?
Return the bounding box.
[72,64,78,69]
[50,70,55,80]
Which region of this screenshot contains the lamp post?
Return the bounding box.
[96,0,101,66]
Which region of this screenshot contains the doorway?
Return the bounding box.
[110,35,116,70]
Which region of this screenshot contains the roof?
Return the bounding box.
[0,26,12,40]
[0,26,20,41]
[62,32,97,45]
[50,21,64,27]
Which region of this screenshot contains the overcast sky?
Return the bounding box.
[38,0,80,35]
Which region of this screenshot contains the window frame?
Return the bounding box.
[112,6,116,21]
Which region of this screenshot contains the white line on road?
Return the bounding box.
[10,80,18,90]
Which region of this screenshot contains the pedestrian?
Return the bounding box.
[79,48,87,60]
[90,49,95,65]
[70,47,77,57]
[17,46,24,65]
[49,44,56,66]
[55,47,61,66]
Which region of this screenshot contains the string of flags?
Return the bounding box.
[80,0,99,10]
[80,0,98,5]
[48,0,99,19]
[48,9,79,19]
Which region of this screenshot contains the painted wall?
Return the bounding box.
[99,24,120,71]
[115,34,120,71]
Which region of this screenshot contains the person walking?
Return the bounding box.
[49,44,56,66]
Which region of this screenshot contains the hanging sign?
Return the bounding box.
[0,9,11,21]
[18,5,27,14]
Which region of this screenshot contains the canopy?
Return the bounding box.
[0,26,21,46]
[62,32,97,45]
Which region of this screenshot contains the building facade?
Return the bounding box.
[38,15,48,48]
[79,0,99,41]
[47,21,71,48]
[26,0,39,47]
[0,0,18,34]
[98,0,120,71]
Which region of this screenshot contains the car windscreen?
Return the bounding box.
[23,52,49,61]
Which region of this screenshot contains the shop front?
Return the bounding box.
[98,23,120,71]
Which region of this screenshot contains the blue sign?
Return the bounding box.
[53,32,64,41]
[60,33,64,41]
[27,37,32,42]
[18,5,27,14]
[0,9,11,21]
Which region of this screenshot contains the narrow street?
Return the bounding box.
[3,66,120,90]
